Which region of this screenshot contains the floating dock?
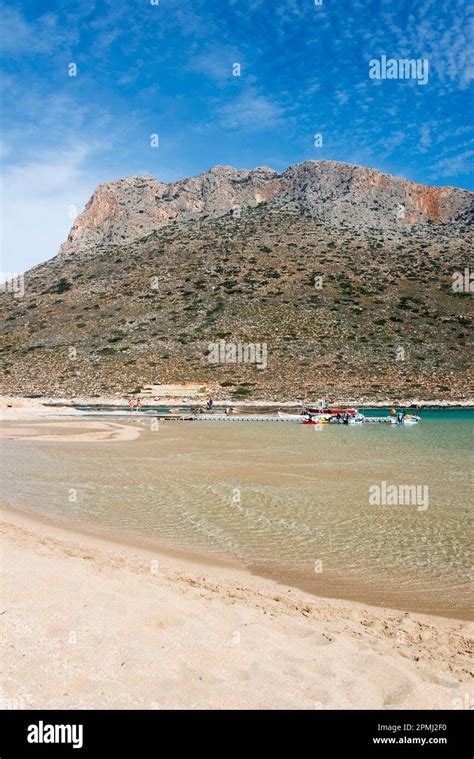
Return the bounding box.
[72,408,400,424]
[188,414,292,422]
[171,414,396,423]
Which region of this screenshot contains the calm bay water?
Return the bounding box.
[2,409,473,618]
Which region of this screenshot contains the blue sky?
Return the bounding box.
[1,0,473,272]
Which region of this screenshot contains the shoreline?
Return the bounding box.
[2,394,474,411]
[1,505,473,709]
[1,395,472,427]
[4,499,472,623]
[1,500,246,574]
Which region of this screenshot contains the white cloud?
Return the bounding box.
[188,45,245,83]
[436,149,474,178]
[0,4,77,56]
[419,125,431,152]
[0,148,100,273]
[215,89,285,130]
[335,91,349,105]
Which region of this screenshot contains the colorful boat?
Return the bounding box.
[308,407,357,415]
[278,410,366,424]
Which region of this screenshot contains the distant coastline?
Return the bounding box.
[2,395,474,411]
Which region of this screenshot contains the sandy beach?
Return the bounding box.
[0,397,142,441]
[1,506,472,710]
[0,421,141,443]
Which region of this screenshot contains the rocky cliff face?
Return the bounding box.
[60,161,473,257]
[274,161,473,228]
[60,165,282,256]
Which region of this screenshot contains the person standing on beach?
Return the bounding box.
[136,397,142,413]
[129,398,134,413]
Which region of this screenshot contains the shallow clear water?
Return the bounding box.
[2,410,473,618]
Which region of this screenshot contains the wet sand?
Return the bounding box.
[0,420,141,442]
[1,506,473,709]
[0,397,143,441]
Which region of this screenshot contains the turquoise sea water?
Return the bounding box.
[2,409,473,618]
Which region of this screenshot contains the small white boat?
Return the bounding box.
[389,415,421,425]
[278,411,329,421]
[348,414,366,424]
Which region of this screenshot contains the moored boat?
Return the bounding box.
[278,411,329,421]
[389,414,421,425]
[348,413,366,424]
[308,407,357,415]
[278,410,366,424]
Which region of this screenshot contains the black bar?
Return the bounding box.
[0,709,471,757]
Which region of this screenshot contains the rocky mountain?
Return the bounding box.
[59,161,473,257]
[59,165,282,257]
[1,161,473,401]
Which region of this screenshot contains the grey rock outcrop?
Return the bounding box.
[59,160,473,257]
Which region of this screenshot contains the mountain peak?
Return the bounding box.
[60,161,473,258]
